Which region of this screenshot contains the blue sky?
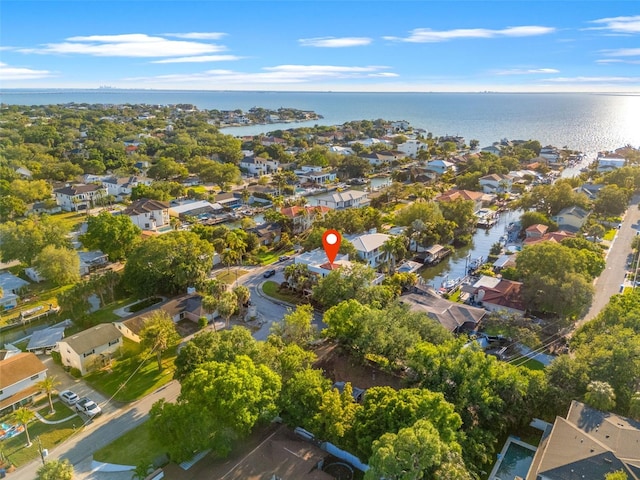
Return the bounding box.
[1,1,639,92]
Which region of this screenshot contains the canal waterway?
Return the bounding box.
[420,209,523,289]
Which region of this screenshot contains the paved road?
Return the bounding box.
[11,262,301,480]
[578,197,640,327]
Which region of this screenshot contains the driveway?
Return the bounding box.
[577,196,640,327]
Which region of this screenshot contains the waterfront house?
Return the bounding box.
[294,165,337,184]
[481,144,504,156]
[349,233,391,268]
[540,145,561,162]
[102,175,152,200]
[123,198,171,232]
[0,272,29,310]
[315,190,370,210]
[397,139,427,158]
[0,352,48,414]
[215,192,243,209]
[525,401,640,480]
[54,184,106,211]
[170,200,223,219]
[478,173,514,194]
[400,290,486,333]
[425,159,456,175]
[281,205,331,234]
[436,189,485,212]
[551,206,590,234]
[462,276,525,315]
[597,153,626,172]
[57,323,122,375]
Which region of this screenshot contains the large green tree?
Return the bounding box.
[271,304,315,346]
[33,246,80,286]
[0,215,71,264]
[123,231,214,296]
[36,459,74,480]
[80,211,141,261]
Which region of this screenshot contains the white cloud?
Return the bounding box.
[545,76,640,83]
[384,25,555,43]
[125,64,396,85]
[601,48,640,57]
[163,32,226,40]
[151,55,242,64]
[590,15,640,34]
[22,33,225,57]
[596,58,640,65]
[0,62,52,80]
[495,68,560,75]
[299,37,372,47]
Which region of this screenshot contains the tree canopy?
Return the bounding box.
[81,211,141,261]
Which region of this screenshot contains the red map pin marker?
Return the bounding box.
[322,229,341,264]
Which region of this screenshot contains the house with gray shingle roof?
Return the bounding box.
[551,206,590,233]
[57,323,122,375]
[400,290,486,333]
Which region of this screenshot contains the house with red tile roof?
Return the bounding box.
[281,205,331,233]
[463,276,526,315]
[436,189,486,212]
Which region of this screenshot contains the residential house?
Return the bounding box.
[462,276,526,315]
[478,173,514,194]
[294,249,351,278]
[400,290,486,333]
[425,159,456,175]
[523,224,575,246]
[57,323,122,375]
[437,135,465,149]
[597,153,626,172]
[349,233,391,268]
[481,144,503,156]
[390,120,410,132]
[78,251,109,275]
[0,272,29,310]
[114,294,209,342]
[328,145,354,156]
[492,254,518,273]
[215,192,242,209]
[436,189,485,212]
[575,183,604,201]
[54,184,106,211]
[280,205,331,234]
[294,166,337,184]
[397,139,427,158]
[361,151,405,167]
[250,222,282,246]
[239,156,280,176]
[551,206,590,233]
[102,176,152,200]
[0,352,48,414]
[348,138,388,148]
[169,200,223,219]
[315,190,370,210]
[525,401,640,480]
[123,198,171,232]
[539,145,560,162]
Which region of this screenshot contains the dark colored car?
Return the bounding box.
[263,269,276,278]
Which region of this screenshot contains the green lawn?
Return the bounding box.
[37,400,76,422]
[84,343,177,402]
[256,249,294,265]
[215,268,249,285]
[262,280,304,305]
[0,282,72,328]
[50,211,87,232]
[93,421,165,467]
[2,417,78,468]
[518,358,545,371]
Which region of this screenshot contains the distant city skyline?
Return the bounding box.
[1,1,640,92]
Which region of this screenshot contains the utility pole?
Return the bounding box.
[36,436,45,465]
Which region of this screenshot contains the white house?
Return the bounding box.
[102,176,152,200]
[539,145,560,162]
[0,272,29,310]
[315,190,370,210]
[349,233,391,268]
[54,184,106,212]
[481,145,503,156]
[478,173,514,194]
[425,159,456,175]
[57,324,122,375]
[397,139,426,158]
[597,153,626,173]
[240,156,280,176]
[328,146,354,156]
[294,166,337,184]
[123,198,171,232]
[361,151,401,167]
[78,251,109,275]
[0,352,48,414]
[294,249,351,278]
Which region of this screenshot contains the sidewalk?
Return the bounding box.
[34,410,78,425]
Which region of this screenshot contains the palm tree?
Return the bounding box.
[233,285,250,317]
[37,375,61,414]
[585,380,616,411]
[241,187,251,206]
[14,407,35,447]
[381,236,408,274]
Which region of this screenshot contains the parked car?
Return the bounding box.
[278,255,290,262]
[263,269,276,278]
[59,390,79,406]
[76,397,102,416]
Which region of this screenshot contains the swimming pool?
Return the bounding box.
[490,437,537,480]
